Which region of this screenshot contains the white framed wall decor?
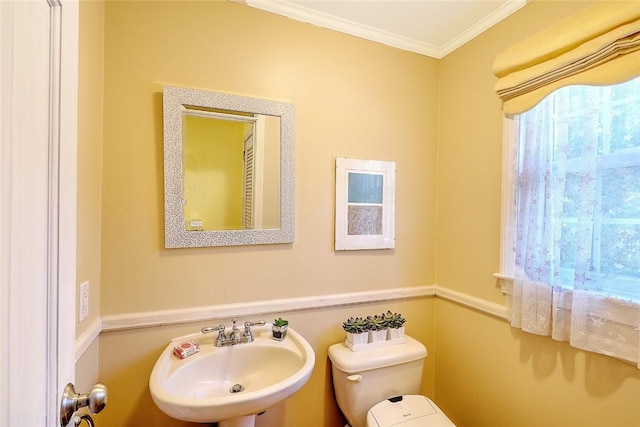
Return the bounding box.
[335,157,396,250]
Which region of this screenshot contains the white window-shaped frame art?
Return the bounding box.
[335,158,396,250]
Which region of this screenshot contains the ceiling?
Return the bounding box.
[243,0,528,59]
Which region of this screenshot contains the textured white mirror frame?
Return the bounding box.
[163,85,295,248]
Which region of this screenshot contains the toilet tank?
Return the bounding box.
[328,335,428,427]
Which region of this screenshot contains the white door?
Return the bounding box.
[0,1,78,426]
[243,128,255,228]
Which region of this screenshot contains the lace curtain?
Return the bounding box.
[506,78,640,365]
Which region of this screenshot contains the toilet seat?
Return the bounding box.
[366,395,455,427]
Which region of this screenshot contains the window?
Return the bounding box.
[492,1,640,367]
[500,76,640,364]
[515,77,640,297]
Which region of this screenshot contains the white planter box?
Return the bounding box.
[344,328,406,352]
[272,325,288,341]
[345,332,368,347]
[387,326,405,340]
[369,329,387,343]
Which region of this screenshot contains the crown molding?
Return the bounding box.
[243,0,528,59]
[439,0,529,58]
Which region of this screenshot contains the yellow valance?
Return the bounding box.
[493,1,640,114]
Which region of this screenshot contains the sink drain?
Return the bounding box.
[230,384,244,393]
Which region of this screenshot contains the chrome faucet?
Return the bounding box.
[243,320,266,342]
[201,318,265,346]
[201,323,228,347]
[228,319,241,343]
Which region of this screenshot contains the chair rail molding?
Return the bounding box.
[76,317,103,361]
[78,285,508,343]
[101,286,437,332]
[435,286,508,320]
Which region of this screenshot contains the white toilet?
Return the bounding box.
[328,335,455,427]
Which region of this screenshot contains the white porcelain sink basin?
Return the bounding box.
[149,324,315,425]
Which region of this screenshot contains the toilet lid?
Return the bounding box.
[366,395,455,427]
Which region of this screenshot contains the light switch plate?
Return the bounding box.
[79,281,89,322]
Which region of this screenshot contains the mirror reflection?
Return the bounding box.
[163,85,294,248]
[182,108,281,231]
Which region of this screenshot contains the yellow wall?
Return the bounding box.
[435,299,640,426]
[77,0,104,336]
[100,0,438,315]
[83,1,640,426]
[183,115,244,230]
[436,0,640,426]
[436,0,598,304]
[76,0,104,390]
[97,1,438,425]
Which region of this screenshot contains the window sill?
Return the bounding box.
[493,272,513,294]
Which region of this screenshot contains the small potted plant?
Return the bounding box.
[272,317,289,341]
[366,314,388,342]
[342,316,369,347]
[384,310,406,340]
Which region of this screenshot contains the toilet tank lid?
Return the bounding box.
[328,335,427,373]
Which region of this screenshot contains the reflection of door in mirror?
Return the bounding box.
[256,115,281,229]
[182,109,280,232]
[242,126,255,229]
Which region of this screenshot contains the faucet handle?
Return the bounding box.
[244,320,266,328]
[202,324,228,346]
[202,323,226,337]
[242,320,265,342]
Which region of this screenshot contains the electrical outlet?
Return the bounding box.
[79,281,89,322]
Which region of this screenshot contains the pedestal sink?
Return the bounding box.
[149,324,315,427]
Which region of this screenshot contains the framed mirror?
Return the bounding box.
[163,85,294,248]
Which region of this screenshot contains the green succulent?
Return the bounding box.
[273,317,289,327]
[384,310,406,329]
[342,316,369,334]
[366,314,387,331]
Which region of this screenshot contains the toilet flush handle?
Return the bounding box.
[347,374,362,382]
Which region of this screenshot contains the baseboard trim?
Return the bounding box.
[101,285,437,332]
